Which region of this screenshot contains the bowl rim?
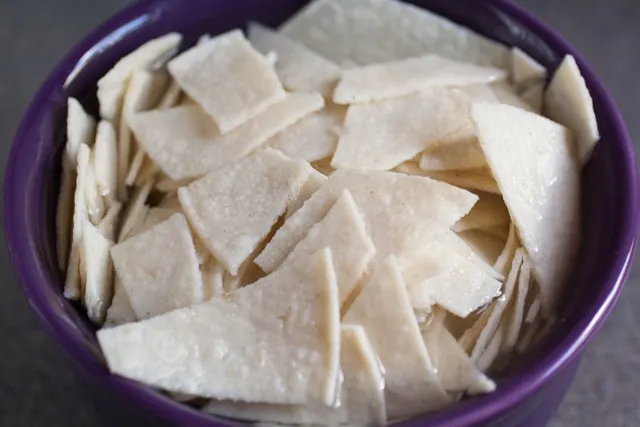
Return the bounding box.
[4,0,639,426]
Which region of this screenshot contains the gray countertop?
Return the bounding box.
[1,0,639,426]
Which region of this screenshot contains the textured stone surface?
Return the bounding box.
[1,0,639,426]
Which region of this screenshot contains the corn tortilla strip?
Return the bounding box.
[279,0,509,69]
[544,55,599,165]
[453,193,509,233]
[471,102,581,313]
[256,169,478,273]
[56,157,75,272]
[285,169,327,218]
[281,190,375,305]
[158,80,182,109]
[93,121,118,202]
[178,149,310,275]
[458,229,505,266]
[118,177,154,242]
[248,22,342,98]
[131,93,324,182]
[104,276,137,327]
[344,256,450,419]
[81,220,114,324]
[84,158,106,224]
[419,139,487,172]
[66,98,96,167]
[168,29,286,133]
[98,249,340,405]
[125,146,146,186]
[511,47,546,86]
[503,254,532,354]
[111,213,205,320]
[333,54,505,104]
[476,324,504,372]
[397,163,501,194]
[97,202,122,242]
[268,104,344,162]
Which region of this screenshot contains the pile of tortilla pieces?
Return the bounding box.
[56,0,599,425]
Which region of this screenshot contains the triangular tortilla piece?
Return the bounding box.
[203,324,386,426]
[178,149,310,275]
[93,121,118,203]
[248,22,342,97]
[66,98,96,167]
[168,29,286,133]
[521,80,544,114]
[419,139,487,172]
[104,277,137,327]
[544,54,599,165]
[280,190,375,305]
[85,156,106,224]
[118,177,154,242]
[511,47,546,86]
[333,54,505,104]
[285,169,327,218]
[397,163,501,194]
[457,229,505,266]
[279,0,508,69]
[331,88,473,171]
[256,169,478,273]
[110,213,205,320]
[81,219,114,324]
[98,248,341,405]
[131,93,324,182]
[471,102,581,313]
[64,143,91,300]
[503,253,532,354]
[268,104,344,162]
[493,223,519,276]
[56,157,75,272]
[453,193,509,233]
[343,256,451,419]
[97,202,122,242]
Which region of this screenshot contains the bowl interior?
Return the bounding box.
[4,0,638,426]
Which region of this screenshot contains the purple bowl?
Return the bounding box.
[4,0,639,426]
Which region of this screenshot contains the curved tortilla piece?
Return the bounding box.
[248,22,341,97]
[511,47,546,86]
[168,29,286,133]
[343,256,451,419]
[453,193,509,233]
[471,102,580,313]
[81,220,114,324]
[178,149,310,275]
[544,54,599,165]
[98,249,341,406]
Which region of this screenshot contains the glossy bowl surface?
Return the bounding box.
[4,0,639,426]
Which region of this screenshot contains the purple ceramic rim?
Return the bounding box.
[3,0,639,426]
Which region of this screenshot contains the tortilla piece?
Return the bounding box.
[125,147,146,187]
[66,98,96,166]
[521,80,544,113]
[490,82,535,113]
[201,257,226,300]
[111,213,204,320]
[476,324,504,372]
[178,149,310,275]
[256,169,478,273]
[117,176,154,241]
[85,157,106,224]
[56,158,75,272]
[525,296,541,325]
[544,55,599,165]
[155,173,183,193]
[397,163,501,194]
[438,229,503,280]
[248,22,342,97]
[104,277,137,327]
[285,169,328,218]
[93,121,118,202]
[134,156,160,187]
[334,54,505,104]
[503,254,532,354]
[81,220,114,324]
[331,88,474,171]
[97,202,122,242]
[158,80,182,109]
[281,190,375,305]
[64,144,91,300]
[168,29,286,133]
[511,47,546,86]
[344,256,450,419]
[98,248,340,405]
[471,103,581,313]
[279,0,509,69]
[457,229,505,266]
[453,193,509,233]
[419,139,487,172]
[493,223,519,276]
[131,93,324,182]
[481,223,510,241]
[268,104,344,162]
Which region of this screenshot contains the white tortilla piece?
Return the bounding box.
[256,169,478,273]
[331,88,474,171]
[81,219,114,324]
[268,104,344,162]
[453,193,509,233]
[56,157,75,272]
[343,256,450,419]
[85,156,106,224]
[471,102,581,313]
[493,223,519,276]
[285,169,327,218]
[525,296,541,324]
[521,80,544,114]
[438,229,503,281]
[97,201,122,242]
[248,22,341,97]
[397,163,501,194]
[98,248,340,405]
[64,143,91,300]
[280,190,375,305]
[476,324,504,372]
[158,80,182,109]
[104,277,137,327]
[490,82,535,112]
[419,139,487,172]
[111,213,205,320]
[132,206,179,236]
[178,149,310,275]
[134,156,160,187]
[279,0,509,69]
[97,84,126,125]
[201,257,226,300]
[511,47,546,86]
[168,29,286,133]
[458,229,505,266]
[93,121,118,202]
[503,254,532,354]
[125,146,146,186]
[544,55,599,165]
[118,177,154,242]
[66,98,96,167]
[131,93,324,182]
[333,54,505,104]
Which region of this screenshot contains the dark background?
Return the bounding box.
[1,1,639,426]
